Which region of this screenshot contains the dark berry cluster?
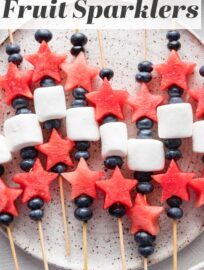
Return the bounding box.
[168,85,184,104]
[20,147,38,172]
[99,68,114,81]
[6,43,23,66]
[109,202,126,218]
[27,197,44,221]
[166,196,183,219]
[134,231,155,258]
[74,195,93,222]
[166,30,181,51]
[70,32,88,56]
[134,172,154,195]
[135,61,153,83]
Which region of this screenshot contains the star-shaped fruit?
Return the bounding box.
[62,158,104,200]
[0,179,22,216]
[189,175,204,207]
[13,159,57,203]
[61,52,99,92]
[152,160,195,202]
[25,41,66,83]
[96,167,137,209]
[86,78,129,121]
[189,88,204,119]
[127,83,164,122]
[154,50,196,91]
[0,63,33,105]
[36,129,75,170]
[127,194,163,235]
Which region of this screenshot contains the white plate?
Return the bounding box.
[0,29,204,270]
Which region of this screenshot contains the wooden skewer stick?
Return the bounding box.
[83,222,88,270]
[173,220,177,270]
[118,218,127,270]
[144,258,148,270]
[37,220,49,270]
[143,28,147,60]
[6,226,20,270]
[8,29,14,44]
[59,175,71,256]
[97,30,106,68]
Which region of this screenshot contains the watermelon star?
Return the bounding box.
[189,175,204,207]
[25,41,66,83]
[96,167,137,209]
[127,83,164,122]
[36,129,75,171]
[127,194,163,235]
[0,179,22,216]
[61,52,99,92]
[62,158,104,200]
[154,50,196,91]
[0,63,33,105]
[189,88,204,119]
[152,160,195,202]
[86,78,129,121]
[13,159,57,203]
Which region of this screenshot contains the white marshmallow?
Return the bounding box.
[100,122,128,158]
[157,103,193,139]
[34,85,66,122]
[66,107,100,141]
[0,135,12,164]
[192,121,204,153]
[4,114,43,152]
[127,139,165,172]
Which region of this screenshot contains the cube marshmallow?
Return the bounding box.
[192,121,204,153]
[157,103,193,139]
[34,85,67,122]
[127,139,165,172]
[4,114,43,152]
[0,135,12,164]
[66,107,100,141]
[100,122,128,158]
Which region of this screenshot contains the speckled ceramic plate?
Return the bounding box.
[0,28,204,270]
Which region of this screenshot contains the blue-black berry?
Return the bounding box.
[167,41,181,51]
[75,141,90,151]
[8,54,23,65]
[138,245,155,258]
[134,231,156,245]
[137,129,152,139]
[166,30,180,41]
[71,46,84,56]
[137,182,154,194]
[74,207,93,221]
[136,118,153,130]
[27,197,44,210]
[0,213,14,226]
[35,29,53,43]
[138,61,153,72]
[167,207,183,219]
[199,66,204,77]
[167,196,182,207]
[72,87,87,99]
[16,108,33,115]
[74,151,90,161]
[166,150,182,160]
[71,99,87,108]
[20,159,35,172]
[99,68,114,81]
[71,33,88,46]
[0,165,5,177]
[102,115,118,124]
[40,77,56,87]
[75,195,93,207]
[12,97,29,110]
[52,163,67,174]
[6,44,20,55]
[168,86,183,97]
[109,203,126,218]
[29,209,44,221]
[44,119,61,130]
[136,72,152,83]
[134,172,152,182]
[164,139,182,149]
[104,156,124,169]
[20,147,38,159]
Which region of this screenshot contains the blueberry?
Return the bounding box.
[134,231,156,245]
[44,119,61,130]
[102,115,118,124]
[109,203,126,218]
[99,68,114,81]
[71,33,88,46]
[35,29,53,43]
[52,163,67,173]
[75,141,90,151]
[136,118,153,130]
[20,147,38,159]
[166,30,180,41]
[199,66,204,77]
[0,213,14,226]
[16,108,32,115]
[138,245,155,258]
[164,139,182,149]
[74,207,93,221]
[0,165,5,177]
[12,97,29,110]
[71,99,87,108]
[137,182,154,194]
[169,97,183,104]
[167,207,183,219]
[135,72,152,83]
[29,209,44,221]
[40,76,56,87]
[167,196,182,207]
[138,61,153,72]
[74,151,90,161]
[27,198,44,210]
[75,195,93,207]
[166,150,182,160]
[20,159,35,172]
[104,156,124,169]
[8,54,23,65]
[137,129,152,139]
[167,41,181,51]
[71,46,84,56]
[6,44,20,55]
[72,87,87,99]
[168,86,183,97]
[134,172,152,182]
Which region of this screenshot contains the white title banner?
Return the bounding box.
[0,0,201,29]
